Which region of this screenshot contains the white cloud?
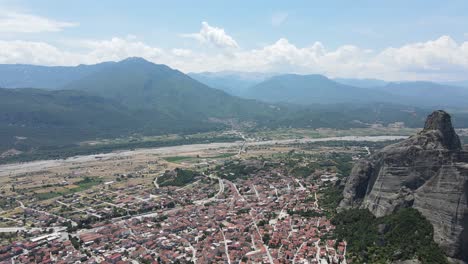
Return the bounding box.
[181,21,239,49]
[271,12,288,26]
[81,37,164,63]
[0,12,78,33]
[0,38,164,66]
[0,40,82,65]
[1,35,468,81]
[376,35,468,79]
[222,35,468,80]
[171,48,192,57]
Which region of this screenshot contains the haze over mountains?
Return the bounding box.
[64,58,278,121]
[0,62,114,89]
[3,58,468,108]
[245,74,399,105]
[193,71,468,108]
[1,57,468,154]
[188,71,275,97]
[0,58,282,152]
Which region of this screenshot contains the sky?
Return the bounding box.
[1,0,468,81]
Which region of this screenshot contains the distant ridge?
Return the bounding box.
[245,74,397,105]
[64,57,280,120]
[1,58,468,157]
[0,62,114,89]
[2,60,468,108]
[333,78,388,88]
[188,71,274,96]
[378,81,468,107]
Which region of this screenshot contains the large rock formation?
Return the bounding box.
[339,110,468,262]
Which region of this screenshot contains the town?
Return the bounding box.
[0,137,392,263]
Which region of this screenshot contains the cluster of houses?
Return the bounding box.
[1,156,348,263]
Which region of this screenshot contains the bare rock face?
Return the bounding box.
[420,110,461,150]
[339,110,468,261]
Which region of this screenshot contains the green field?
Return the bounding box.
[163,153,237,163]
[163,156,195,163]
[35,177,103,200]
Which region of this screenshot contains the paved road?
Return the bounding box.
[56,200,102,219]
[19,201,78,226]
[0,226,66,233]
[193,174,224,205]
[0,227,28,233]
[220,228,232,264]
[153,173,163,189]
[292,242,306,264]
[187,242,197,264]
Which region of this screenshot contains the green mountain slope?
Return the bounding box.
[0,87,233,154]
[0,62,113,89]
[246,74,398,105]
[65,57,279,120]
[0,58,284,154]
[0,88,138,151]
[378,81,468,107]
[2,58,468,163]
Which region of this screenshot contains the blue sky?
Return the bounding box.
[1,0,468,81]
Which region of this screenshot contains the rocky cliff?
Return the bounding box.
[339,110,468,262]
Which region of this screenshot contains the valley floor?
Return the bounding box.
[0,132,408,263]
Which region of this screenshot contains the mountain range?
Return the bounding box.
[0,88,138,151]
[244,74,400,105]
[333,78,388,88]
[1,58,468,156]
[188,71,275,96]
[0,58,283,153]
[193,72,468,107]
[0,62,113,89]
[375,81,468,107]
[64,58,279,121]
[3,61,468,108]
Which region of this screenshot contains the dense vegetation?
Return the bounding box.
[0,88,138,150]
[0,58,278,156]
[317,184,344,217]
[0,87,234,153]
[246,74,397,105]
[277,151,355,178]
[266,103,437,129]
[214,160,262,180]
[65,58,280,121]
[290,164,318,178]
[332,208,448,264]
[157,168,199,187]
